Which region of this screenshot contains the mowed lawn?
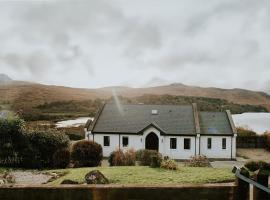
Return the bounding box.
[49,166,235,186]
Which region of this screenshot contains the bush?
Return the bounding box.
[71,140,103,167]
[185,155,211,167]
[112,149,125,166]
[124,149,136,166]
[245,161,270,172]
[161,159,177,170]
[136,149,162,166]
[0,117,31,167]
[109,148,136,166]
[27,129,70,168]
[237,127,257,137]
[150,154,162,168]
[53,148,71,168]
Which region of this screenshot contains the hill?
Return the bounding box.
[0,74,12,84]
[0,81,269,121]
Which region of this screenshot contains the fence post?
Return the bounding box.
[254,170,269,200]
[233,167,250,200]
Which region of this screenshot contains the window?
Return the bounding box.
[207,138,212,149]
[122,136,129,147]
[222,138,226,149]
[104,136,110,146]
[170,138,177,149]
[184,138,191,150]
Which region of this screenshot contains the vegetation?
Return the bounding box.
[48,166,234,185]
[27,129,70,168]
[71,140,103,167]
[0,116,70,168]
[244,161,270,172]
[124,94,268,114]
[52,148,71,169]
[108,149,136,166]
[160,159,177,170]
[185,155,211,167]
[265,132,270,150]
[237,127,257,137]
[136,149,162,166]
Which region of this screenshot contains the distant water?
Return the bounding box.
[56,117,93,128]
[232,113,270,135]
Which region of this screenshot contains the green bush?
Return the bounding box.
[245,161,270,172]
[150,154,162,168]
[161,159,177,170]
[27,129,70,168]
[109,149,136,166]
[185,155,211,167]
[71,140,103,167]
[0,117,28,167]
[53,148,71,168]
[136,149,162,166]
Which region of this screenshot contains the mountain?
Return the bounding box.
[99,83,270,110]
[0,81,270,121]
[0,74,12,84]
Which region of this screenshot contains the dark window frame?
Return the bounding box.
[104,136,110,147]
[207,138,212,149]
[170,138,177,149]
[122,136,129,147]
[184,138,191,150]
[222,138,226,149]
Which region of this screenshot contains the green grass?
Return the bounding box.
[48,166,235,186]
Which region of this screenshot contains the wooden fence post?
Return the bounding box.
[235,177,249,200]
[253,170,269,200]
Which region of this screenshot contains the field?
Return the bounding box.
[48,166,235,186]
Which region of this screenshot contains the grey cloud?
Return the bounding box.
[0,0,270,92]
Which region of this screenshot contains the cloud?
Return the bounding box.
[0,0,269,92]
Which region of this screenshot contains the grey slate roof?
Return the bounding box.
[90,103,234,136]
[199,112,233,135]
[92,103,196,135]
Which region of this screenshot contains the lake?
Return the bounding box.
[56,117,93,128]
[232,112,270,135]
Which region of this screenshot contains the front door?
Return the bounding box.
[145,132,159,151]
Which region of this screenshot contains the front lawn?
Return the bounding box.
[49,166,235,185]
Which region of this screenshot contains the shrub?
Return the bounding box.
[71,140,103,167]
[124,149,136,166]
[112,149,125,166]
[150,154,162,168]
[161,159,177,170]
[108,151,116,166]
[245,161,270,172]
[27,129,70,168]
[136,149,162,166]
[109,148,136,166]
[53,148,71,168]
[185,155,211,167]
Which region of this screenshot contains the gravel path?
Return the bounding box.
[8,171,53,185]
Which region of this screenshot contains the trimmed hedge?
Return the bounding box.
[71,140,103,167]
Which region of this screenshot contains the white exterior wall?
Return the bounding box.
[163,136,196,159]
[86,128,236,159]
[200,136,234,159]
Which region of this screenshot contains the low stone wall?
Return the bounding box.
[0,183,237,200]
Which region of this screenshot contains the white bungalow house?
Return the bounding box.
[85,102,237,160]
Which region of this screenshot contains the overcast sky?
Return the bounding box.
[0,0,270,92]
